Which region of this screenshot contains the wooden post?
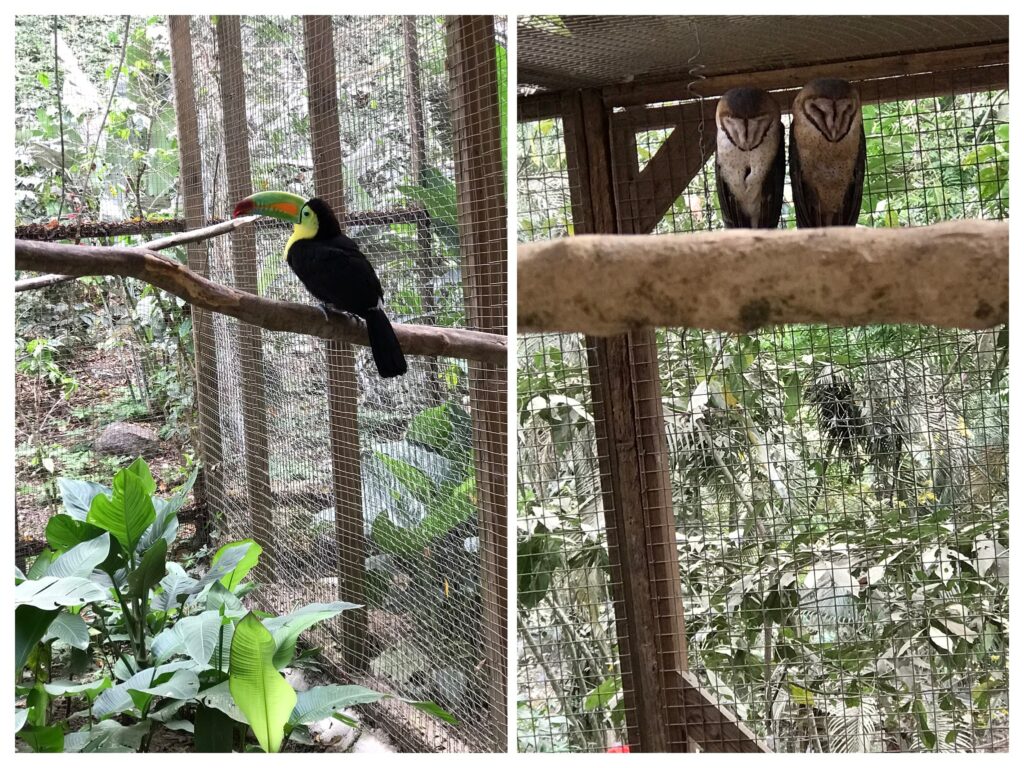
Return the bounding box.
[446,15,508,750]
[302,14,367,674]
[561,88,690,752]
[215,16,274,574]
[169,15,224,537]
[402,16,444,407]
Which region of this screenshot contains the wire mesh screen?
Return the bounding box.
[175,14,507,752]
[517,116,632,751]
[517,67,1008,752]
[15,16,196,551]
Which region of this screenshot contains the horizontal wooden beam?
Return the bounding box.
[518,90,563,122]
[16,239,507,364]
[602,42,1008,107]
[518,221,1008,334]
[618,63,1008,131]
[14,207,429,243]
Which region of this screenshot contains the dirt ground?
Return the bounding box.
[15,344,194,545]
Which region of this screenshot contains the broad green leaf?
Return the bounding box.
[18,723,64,752]
[44,676,112,700]
[71,719,149,753]
[42,611,90,650]
[15,576,109,610]
[26,550,55,579]
[129,668,200,700]
[14,606,59,673]
[171,610,228,666]
[94,661,197,718]
[207,581,245,614]
[229,612,297,753]
[15,707,28,732]
[212,539,262,591]
[58,477,110,521]
[45,514,106,551]
[87,459,157,553]
[376,454,436,506]
[289,684,388,725]
[151,562,200,613]
[46,533,111,579]
[126,538,168,599]
[262,601,361,669]
[192,541,254,595]
[198,679,247,724]
[139,464,197,552]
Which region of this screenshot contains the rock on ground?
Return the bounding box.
[94,422,161,457]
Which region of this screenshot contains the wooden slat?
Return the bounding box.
[611,92,691,753]
[446,15,508,751]
[168,16,224,543]
[604,61,1007,230]
[562,91,641,750]
[602,42,1009,107]
[215,16,274,575]
[674,671,770,753]
[567,88,690,752]
[302,14,367,674]
[610,99,718,236]
[518,91,563,122]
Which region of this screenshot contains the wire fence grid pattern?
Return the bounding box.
[179,15,507,752]
[517,67,1008,752]
[15,14,507,754]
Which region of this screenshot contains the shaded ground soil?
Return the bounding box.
[15,343,193,546]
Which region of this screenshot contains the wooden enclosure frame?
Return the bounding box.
[518,36,1009,753]
[161,15,508,753]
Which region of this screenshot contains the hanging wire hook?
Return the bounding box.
[684,20,714,231]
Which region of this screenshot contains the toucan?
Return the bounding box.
[233,191,407,378]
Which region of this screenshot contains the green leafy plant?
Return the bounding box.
[15,458,455,753]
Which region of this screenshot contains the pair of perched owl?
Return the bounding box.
[715,79,865,230]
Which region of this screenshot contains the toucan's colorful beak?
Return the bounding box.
[232,191,306,222]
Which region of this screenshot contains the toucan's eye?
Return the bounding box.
[303,211,310,218]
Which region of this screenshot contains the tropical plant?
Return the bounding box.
[15,458,454,753]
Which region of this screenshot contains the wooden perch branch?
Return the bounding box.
[14,216,259,292]
[518,221,1008,334]
[15,239,507,365]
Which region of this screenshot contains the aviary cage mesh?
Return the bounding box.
[516,25,1008,754]
[174,15,507,752]
[14,16,189,491]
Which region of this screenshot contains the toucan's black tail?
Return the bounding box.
[365,308,407,378]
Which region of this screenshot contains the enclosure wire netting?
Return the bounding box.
[517,115,632,752]
[179,14,506,752]
[516,15,1008,93]
[15,17,194,546]
[516,70,1007,752]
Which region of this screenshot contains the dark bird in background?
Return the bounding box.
[233,191,407,378]
[715,87,785,229]
[789,78,866,228]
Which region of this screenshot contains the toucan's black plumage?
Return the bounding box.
[286,198,407,378]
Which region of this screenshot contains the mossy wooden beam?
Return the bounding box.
[518,221,1008,334]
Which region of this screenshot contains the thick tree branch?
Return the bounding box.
[518,221,1008,334]
[16,239,507,365]
[14,216,260,292]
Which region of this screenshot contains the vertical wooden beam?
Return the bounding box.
[402,16,444,407]
[169,15,224,538]
[446,15,508,751]
[215,16,274,573]
[562,88,690,752]
[302,14,367,674]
